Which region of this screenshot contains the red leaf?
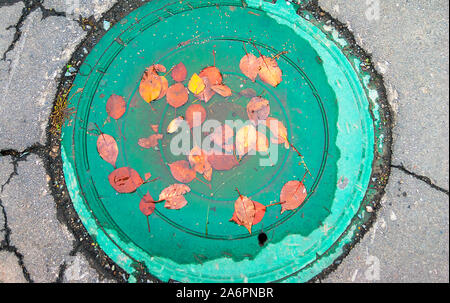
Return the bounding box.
[138,134,163,149]
[247,97,270,123]
[171,62,187,82]
[166,83,189,108]
[97,134,118,167]
[257,56,282,87]
[145,173,152,180]
[266,117,289,147]
[108,167,144,193]
[280,181,307,213]
[139,68,162,103]
[185,104,206,128]
[139,193,156,216]
[151,124,159,132]
[168,160,196,183]
[230,201,266,226]
[199,66,223,85]
[239,53,259,82]
[106,94,126,120]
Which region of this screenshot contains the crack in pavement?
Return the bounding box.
[392,164,449,196]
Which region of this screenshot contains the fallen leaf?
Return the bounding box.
[159,184,191,201]
[236,124,269,155]
[199,66,223,85]
[139,192,156,216]
[188,146,210,174]
[164,195,188,210]
[159,184,191,210]
[247,97,270,123]
[185,104,206,128]
[151,124,159,132]
[97,134,118,167]
[207,152,239,171]
[211,124,234,149]
[211,84,232,97]
[145,173,152,180]
[239,53,259,81]
[167,116,186,134]
[169,160,196,183]
[266,117,289,148]
[239,88,257,98]
[138,134,163,149]
[203,165,213,182]
[257,56,282,87]
[230,201,266,226]
[188,73,206,95]
[166,83,189,108]
[106,94,126,120]
[157,76,169,100]
[150,64,167,74]
[139,68,162,103]
[234,194,256,233]
[195,76,215,102]
[171,62,187,82]
[280,180,307,213]
[108,167,144,194]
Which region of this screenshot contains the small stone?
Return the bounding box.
[366,205,374,213]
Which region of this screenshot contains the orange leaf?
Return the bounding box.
[280,180,307,213]
[171,62,187,82]
[167,116,186,134]
[188,146,211,174]
[157,76,169,100]
[199,66,223,85]
[108,167,144,194]
[159,184,191,201]
[106,94,126,120]
[230,201,266,226]
[266,117,288,147]
[211,84,232,97]
[169,160,196,183]
[166,83,189,108]
[257,56,282,87]
[234,195,256,234]
[195,76,216,103]
[239,53,259,82]
[185,104,206,128]
[164,195,188,210]
[138,134,163,149]
[97,134,118,167]
[139,68,162,103]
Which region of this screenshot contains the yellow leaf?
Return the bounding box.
[188,73,206,95]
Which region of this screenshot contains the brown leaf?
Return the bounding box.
[97,134,118,167]
[207,152,239,171]
[138,134,163,149]
[169,160,196,183]
[185,104,206,128]
[139,68,162,103]
[199,66,223,85]
[239,53,259,82]
[247,97,270,123]
[257,56,282,87]
[239,88,257,98]
[106,94,126,120]
[234,195,256,234]
[150,64,167,74]
[280,181,307,213]
[166,83,189,108]
[108,167,144,194]
[171,62,187,82]
[139,193,156,216]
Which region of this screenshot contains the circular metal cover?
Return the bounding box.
[61,0,390,282]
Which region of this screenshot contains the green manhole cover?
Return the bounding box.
[60,0,391,282]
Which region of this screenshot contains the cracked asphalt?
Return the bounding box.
[0,0,448,283]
